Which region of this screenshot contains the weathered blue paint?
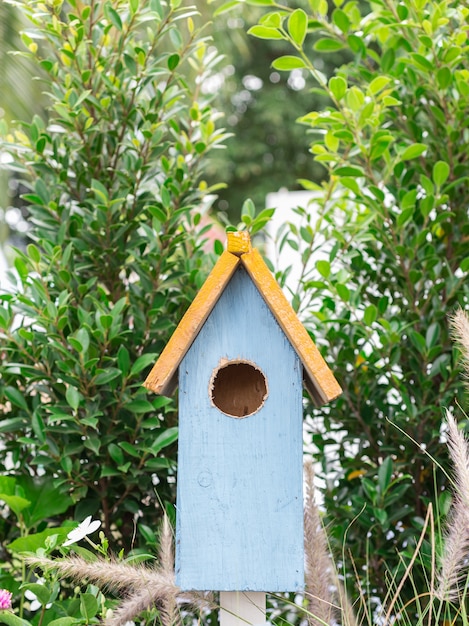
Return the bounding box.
[176,266,304,591]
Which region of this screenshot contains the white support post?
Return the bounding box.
[220,592,266,626]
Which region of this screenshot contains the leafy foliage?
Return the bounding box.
[0,0,227,565]
[235,0,469,606]
[203,2,347,221]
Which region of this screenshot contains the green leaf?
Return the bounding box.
[410,53,433,71]
[362,477,377,504]
[374,508,388,527]
[382,95,401,107]
[167,54,179,71]
[400,143,427,161]
[4,386,28,411]
[91,178,109,203]
[94,369,122,385]
[0,477,16,496]
[426,322,440,349]
[125,399,156,413]
[117,346,130,376]
[21,477,74,526]
[47,619,79,626]
[213,1,239,16]
[119,442,140,458]
[214,239,224,255]
[124,53,137,74]
[80,594,98,620]
[347,34,366,55]
[247,25,283,40]
[75,328,90,353]
[27,243,41,263]
[104,3,122,30]
[409,329,426,355]
[364,304,377,326]
[334,166,364,177]
[332,8,350,33]
[241,197,255,219]
[432,160,450,187]
[401,189,417,210]
[314,38,344,52]
[130,353,158,376]
[139,523,157,545]
[32,410,46,444]
[21,583,50,605]
[316,260,331,278]
[368,76,392,95]
[329,76,347,100]
[108,443,125,466]
[271,56,307,71]
[66,386,81,411]
[336,284,350,301]
[288,9,308,46]
[345,86,364,110]
[436,66,451,89]
[397,207,414,227]
[378,457,393,494]
[0,612,30,626]
[0,494,31,518]
[0,418,28,433]
[149,426,179,455]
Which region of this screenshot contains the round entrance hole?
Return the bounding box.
[210,361,268,418]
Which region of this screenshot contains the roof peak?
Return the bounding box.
[226,231,252,256]
[144,240,341,405]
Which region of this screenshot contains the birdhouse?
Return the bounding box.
[144,231,341,593]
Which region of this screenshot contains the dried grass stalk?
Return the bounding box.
[450,308,469,382]
[26,554,179,626]
[26,555,176,594]
[334,576,360,626]
[436,410,469,600]
[158,513,180,626]
[304,459,336,626]
[106,585,172,626]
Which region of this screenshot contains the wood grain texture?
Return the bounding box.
[176,267,304,591]
[241,248,342,405]
[226,231,252,256]
[220,592,266,626]
[144,251,240,395]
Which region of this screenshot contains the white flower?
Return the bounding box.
[63,516,101,547]
[24,579,52,612]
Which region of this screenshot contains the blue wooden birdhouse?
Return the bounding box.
[144,231,341,593]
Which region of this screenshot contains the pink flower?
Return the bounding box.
[0,589,12,610]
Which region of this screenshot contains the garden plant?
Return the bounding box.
[1,0,469,624]
[0,0,229,623]
[215,0,469,613]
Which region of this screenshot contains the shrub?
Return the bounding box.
[230,0,469,606]
[0,0,227,563]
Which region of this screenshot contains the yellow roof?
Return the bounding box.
[144,232,341,406]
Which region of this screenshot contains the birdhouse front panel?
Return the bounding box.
[176,265,304,591]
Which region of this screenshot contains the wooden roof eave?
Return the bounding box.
[144,250,241,396]
[240,248,342,406]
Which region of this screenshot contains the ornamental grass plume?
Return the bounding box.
[26,553,178,599]
[435,308,469,600]
[157,512,180,626]
[449,308,469,384]
[436,410,469,601]
[27,514,179,626]
[303,459,337,626]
